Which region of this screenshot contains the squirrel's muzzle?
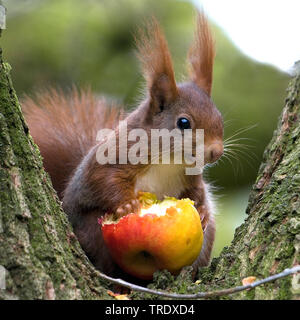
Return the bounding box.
[205,141,223,164]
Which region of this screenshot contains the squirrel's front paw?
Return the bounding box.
[116,199,141,217]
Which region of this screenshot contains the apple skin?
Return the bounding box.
[101,197,203,280]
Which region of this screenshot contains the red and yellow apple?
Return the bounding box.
[100,193,203,280]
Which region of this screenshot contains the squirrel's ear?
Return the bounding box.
[188,12,215,97]
[136,18,178,111]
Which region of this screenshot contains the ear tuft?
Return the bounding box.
[136,17,178,108]
[188,11,215,96]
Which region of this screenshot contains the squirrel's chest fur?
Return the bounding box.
[134,164,187,200]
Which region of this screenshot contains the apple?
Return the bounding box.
[100,193,203,280]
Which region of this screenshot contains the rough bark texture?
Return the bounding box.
[0,48,113,300]
[0,35,299,299]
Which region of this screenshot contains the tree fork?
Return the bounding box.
[0,27,299,298]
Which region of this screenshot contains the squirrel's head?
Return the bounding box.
[135,12,223,165]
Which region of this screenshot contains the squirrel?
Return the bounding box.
[22,12,224,278]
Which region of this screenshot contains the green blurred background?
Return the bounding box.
[1,0,290,256]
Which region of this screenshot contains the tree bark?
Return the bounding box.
[0,48,112,300]
[0,40,299,298]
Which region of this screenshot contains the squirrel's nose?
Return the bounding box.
[206,142,223,163]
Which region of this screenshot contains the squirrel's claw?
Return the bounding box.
[116,199,141,217]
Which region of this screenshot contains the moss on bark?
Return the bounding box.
[0,48,114,300]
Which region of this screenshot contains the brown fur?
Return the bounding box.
[23,12,223,279]
[136,17,178,107]
[188,12,216,96]
[22,88,123,198]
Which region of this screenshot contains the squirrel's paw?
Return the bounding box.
[199,208,209,232]
[116,199,141,217]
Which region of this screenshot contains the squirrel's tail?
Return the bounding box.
[22,88,123,198]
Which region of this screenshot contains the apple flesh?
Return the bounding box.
[100,193,203,280]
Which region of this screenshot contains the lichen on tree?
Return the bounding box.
[0,47,113,300]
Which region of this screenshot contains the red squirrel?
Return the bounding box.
[22,12,224,278]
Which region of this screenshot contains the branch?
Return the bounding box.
[99,265,300,299]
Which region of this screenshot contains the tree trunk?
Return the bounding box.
[0,48,112,300]
[0,39,299,299]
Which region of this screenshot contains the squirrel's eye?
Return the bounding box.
[177,117,191,130]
